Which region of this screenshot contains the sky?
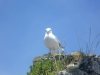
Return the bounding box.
[0,0,100,75]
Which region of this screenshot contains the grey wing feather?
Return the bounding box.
[54,36,63,48]
[54,36,60,43]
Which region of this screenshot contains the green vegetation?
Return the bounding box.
[27,58,65,75]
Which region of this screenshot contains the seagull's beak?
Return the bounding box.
[46,29,49,34]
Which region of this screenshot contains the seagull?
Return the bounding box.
[44,28,64,54]
[44,28,64,70]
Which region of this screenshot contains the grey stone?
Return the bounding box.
[57,70,72,75]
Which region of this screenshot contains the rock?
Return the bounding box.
[33,56,42,62]
[86,54,96,57]
[92,61,100,74]
[57,70,72,75]
[71,51,84,56]
[77,55,100,75]
[32,53,100,75]
[65,64,87,75]
[57,54,100,75]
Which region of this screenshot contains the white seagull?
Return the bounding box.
[44,28,64,54]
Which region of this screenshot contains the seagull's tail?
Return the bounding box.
[59,43,65,51]
[61,47,64,51]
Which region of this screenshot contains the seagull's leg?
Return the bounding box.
[48,49,51,59]
[59,50,60,61]
[49,49,51,54]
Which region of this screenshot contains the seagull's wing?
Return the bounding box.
[54,36,60,43]
[54,35,64,49]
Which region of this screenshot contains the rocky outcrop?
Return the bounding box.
[57,55,100,75]
[32,52,100,75]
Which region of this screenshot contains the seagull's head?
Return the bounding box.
[46,28,52,34]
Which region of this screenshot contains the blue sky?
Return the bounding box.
[0,0,100,75]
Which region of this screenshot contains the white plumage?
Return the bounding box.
[44,28,64,51]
